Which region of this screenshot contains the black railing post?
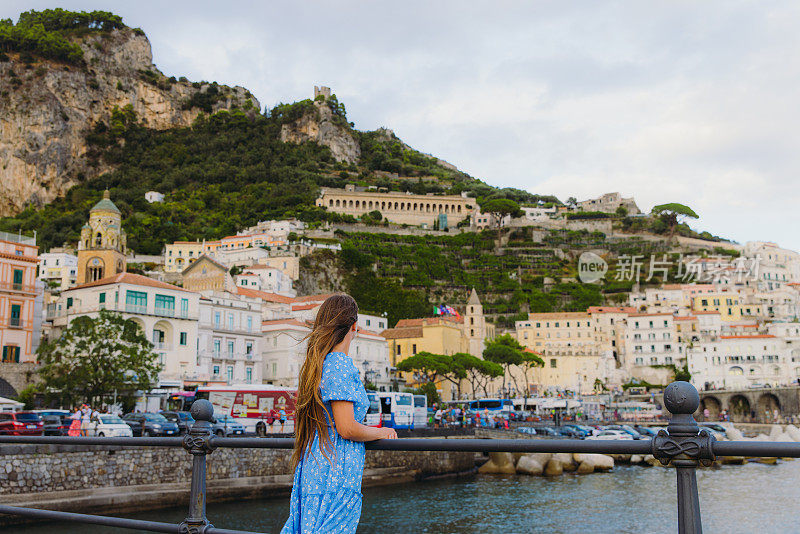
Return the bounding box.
[180,399,217,534]
[653,381,715,534]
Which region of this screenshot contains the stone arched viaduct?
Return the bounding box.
[695,387,800,423]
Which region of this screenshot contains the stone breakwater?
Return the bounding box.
[0,443,474,522]
[476,423,800,478]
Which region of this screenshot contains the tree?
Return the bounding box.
[651,203,699,240]
[513,350,544,403]
[453,353,503,398]
[566,196,578,209]
[480,198,523,229]
[483,334,527,396]
[36,310,161,406]
[396,352,466,400]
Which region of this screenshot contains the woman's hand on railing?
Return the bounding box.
[377,427,398,440]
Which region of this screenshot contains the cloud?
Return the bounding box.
[3,0,799,250]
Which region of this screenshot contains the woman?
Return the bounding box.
[67,407,82,437]
[282,294,397,534]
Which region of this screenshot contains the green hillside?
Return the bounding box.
[0,100,547,255]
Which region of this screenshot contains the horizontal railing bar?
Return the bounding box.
[0,504,180,533]
[0,436,184,447]
[4,435,800,456]
[0,504,265,534]
[713,441,800,457]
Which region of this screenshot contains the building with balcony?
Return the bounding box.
[0,231,40,364]
[197,291,262,385]
[316,185,474,227]
[38,248,78,291]
[51,273,200,386]
[236,265,295,297]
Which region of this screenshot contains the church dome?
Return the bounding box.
[90,189,121,214]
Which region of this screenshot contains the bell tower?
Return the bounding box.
[77,189,127,284]
[465,288,487,356]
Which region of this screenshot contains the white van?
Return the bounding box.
[377,392,414,429]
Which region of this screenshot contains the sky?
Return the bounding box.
[5,1,800,251]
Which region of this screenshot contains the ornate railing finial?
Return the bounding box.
[654,381,715,534]
[180,399,216,533]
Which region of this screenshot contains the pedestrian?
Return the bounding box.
[80,404,92,436]
[268,408,277,434]
[703,408,710,422]
[434,407,443,428]
[281,294,396,534]
[279,405,288,433]
[67,407,82,437]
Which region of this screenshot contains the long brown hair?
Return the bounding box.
[291,294,358,468]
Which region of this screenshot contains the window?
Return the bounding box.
[396,345,401,356]
[227,366,234,382]
[213,339,221,356]
[179,332,187,346]
[272,362,277,376]
[155,294,175,316]
[2,346,21,363]
[212,365,220,376]
[66,297,73,309]
[126,290,147,311]
[228,314,234,330]
[227,341,234,357]
[412,344,417,355]
[12,269,23,289]
[247,316,252,332]
[214,311,221,327]
[180,298,189,318]
[246,367,253,382]
[9,304,21,327]
[99,292,106,304]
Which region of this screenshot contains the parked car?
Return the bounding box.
[556,426,584,439]
[161,411,195,435]
[561,424,593,438]
[211,414,246,437]
[605,424,644,440]
[586,430,633,441]
[122,413,180,437]
[0,411,44,435]
[535,426,559,437]
[85,414,134,437]
[633,425,659,438]
[516,426,537,435]
[42,414,71,436]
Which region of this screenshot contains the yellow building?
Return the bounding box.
[181,255,234,293]
[164,241,204,273]
[77,190,126,284]
[516,311,608,394]
[691,292,763,322]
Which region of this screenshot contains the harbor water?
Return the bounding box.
[7,459,800,534]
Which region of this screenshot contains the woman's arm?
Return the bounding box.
[331,401,397,442]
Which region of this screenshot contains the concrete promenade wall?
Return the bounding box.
[0,443,475,521]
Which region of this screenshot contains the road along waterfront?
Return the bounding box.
[6,458,800,534]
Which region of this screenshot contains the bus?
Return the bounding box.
[467,398,515,414]
[194,385,296,436]
[413,394,428,428]
[376,392,414,429]
[364,393,382,427]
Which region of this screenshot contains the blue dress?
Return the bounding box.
[281,351,370,534]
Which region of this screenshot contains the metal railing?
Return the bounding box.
[1,381,800,533]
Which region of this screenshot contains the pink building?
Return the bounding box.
[0,232,39,363]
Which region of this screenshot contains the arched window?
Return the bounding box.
[95,232,102,247]
[329,200,334,207]
[729,366,743,376]
[381,202,386,210]
[355,200,360,209]
[457,205,462,213]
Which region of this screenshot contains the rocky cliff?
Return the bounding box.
[0,28,259,216]
[280,100,360,164]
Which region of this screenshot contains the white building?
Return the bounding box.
[51,273,200,387]
[261,298,392,390]
[687,334,794,390]
[38,250,78,291]
[520,206,557,221]
[237,266,295,297]
[145,191,165,203]
[197,291,262,385]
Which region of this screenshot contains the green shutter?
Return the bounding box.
[99,292,106,304]
[13,269,23,286]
